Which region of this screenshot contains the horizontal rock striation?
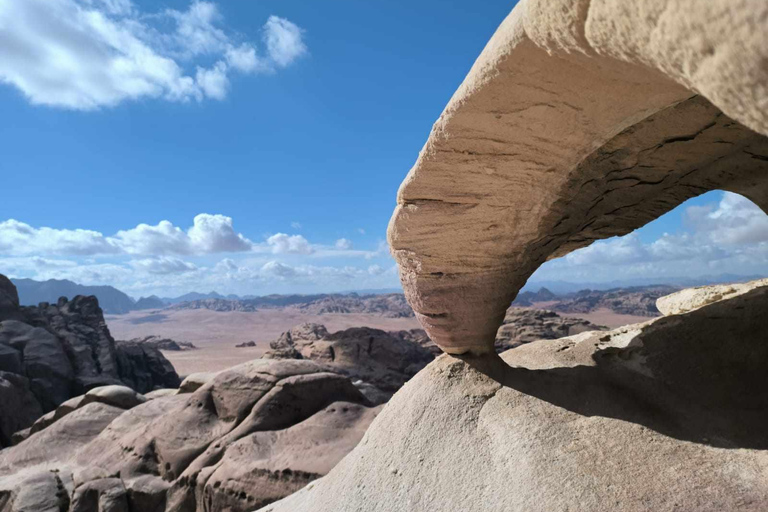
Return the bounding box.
[387,0,768,354]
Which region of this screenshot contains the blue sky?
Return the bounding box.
[1,0,767,298]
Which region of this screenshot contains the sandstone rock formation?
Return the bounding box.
[386,0,768,355]
[0,275,180,446]
[657,277,768,315]
[0,359,380,512]
[262,323,435,404]
[260,280,768,512]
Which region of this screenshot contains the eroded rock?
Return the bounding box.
[387,0,768,355]
[260,283,768,512]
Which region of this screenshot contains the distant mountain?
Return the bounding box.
[169,293,415,318]
[12,278,136,314]
[160,291,226,304]
[133,295,166,310]
[522,274,764,295]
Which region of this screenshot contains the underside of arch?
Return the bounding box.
[387,0,768,354]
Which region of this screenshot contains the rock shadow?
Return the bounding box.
[458,287,768,450]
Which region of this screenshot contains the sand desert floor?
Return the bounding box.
[106,309,423,376]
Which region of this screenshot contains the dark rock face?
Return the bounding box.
[262,323,435,403]
[0,372,43,447]
[0,274,180,446]
[115,342,181,393]
[122,335,196,351]
[0,359,380,512]
[495,308,607,352]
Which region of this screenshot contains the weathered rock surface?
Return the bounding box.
[261,283,768,512]
[387,0,768,354]
[262,323,435,403]
[0,358,379,512]
[0,275,180,446]
[657,277,768,315]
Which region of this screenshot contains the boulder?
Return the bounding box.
[260,284,768,512]
[114,341,180,393]
[178,371,219,393]
[386,0,768,355]
[262,323,435,402]
[0,358,377,512]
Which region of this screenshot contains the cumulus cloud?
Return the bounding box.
[335,238,353,250]
[266,233,314,255]
[0,219,119,256]
[0,0,307,109]
[263,16,307,68]
[0,214,252,256]
[261,260,296,278]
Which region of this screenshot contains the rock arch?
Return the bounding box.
[387,0,768,354]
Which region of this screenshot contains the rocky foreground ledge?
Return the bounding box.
[260,278,768,512]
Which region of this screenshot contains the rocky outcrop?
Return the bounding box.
[262,323,435,403]
[657,277,768,315]
[122,335,197,351]
[0,275,180,445]
[260,281,768,512]
[0,359,380,512]
[387,0,768,355]
[495,308,605,351]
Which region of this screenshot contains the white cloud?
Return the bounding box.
[0,219,119,256]
[261,260,296,278]
[266,233,314,255]
[0,0,306,109]
[195,61,229,100]
[533,192,768,282]
[129,257,197,274]
[335,238,353,250]
[186,214,252,253]
[263,16,307,68]
[0,214,252,256]
[290,221,302,230]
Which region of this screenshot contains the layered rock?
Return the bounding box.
[260,281,768,512]
[387,0,768,355]
[262,323,435,403]
[0,275,180,445]
[0,359,380,512]
[122,335,197,351]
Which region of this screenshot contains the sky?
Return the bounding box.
[0,0,767,299]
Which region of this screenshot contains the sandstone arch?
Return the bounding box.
[387,0,768,355]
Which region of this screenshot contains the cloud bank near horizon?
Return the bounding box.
[0,192,766,296]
